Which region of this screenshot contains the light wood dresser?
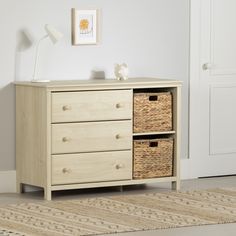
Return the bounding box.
[15,78,182,200]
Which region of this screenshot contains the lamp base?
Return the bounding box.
[31,79,51,83]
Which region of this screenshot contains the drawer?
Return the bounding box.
[51,90,132,123]
[52,151,132,185]
[52,120,132,154]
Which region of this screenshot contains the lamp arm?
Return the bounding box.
[32,34,49,81]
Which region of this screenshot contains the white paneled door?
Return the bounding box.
[189,0,236,177]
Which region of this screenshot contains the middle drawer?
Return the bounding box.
[52,120,132,154]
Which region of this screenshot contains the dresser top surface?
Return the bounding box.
[14,78,182,90]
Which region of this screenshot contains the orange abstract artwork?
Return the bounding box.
[80,19,89,30]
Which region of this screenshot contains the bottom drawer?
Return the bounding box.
[52,151,132,185]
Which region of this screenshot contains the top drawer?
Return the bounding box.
[51,90,132,123]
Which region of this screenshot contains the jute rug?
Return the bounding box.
[0,188,236,236]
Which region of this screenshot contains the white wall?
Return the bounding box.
[0,0,189,171]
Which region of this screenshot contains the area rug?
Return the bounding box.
[0,188,236,236]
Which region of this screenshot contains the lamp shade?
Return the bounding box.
[45,24,63,44]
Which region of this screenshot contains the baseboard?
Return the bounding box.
[181,158,193,179]
[180,159,200,179]
[0,170,16,193]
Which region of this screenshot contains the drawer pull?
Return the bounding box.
[62,168,71,174]
[62,105,71,111]
[115,164,124,169]
[62,137,70,142]
[116,103,122,109]
[116,134,121,139]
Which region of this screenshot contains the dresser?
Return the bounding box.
[15,78,182,200]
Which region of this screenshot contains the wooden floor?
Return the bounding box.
[0,176,236,236]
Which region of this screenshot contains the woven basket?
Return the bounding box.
[133,92,172,133]
[133,138,173,179]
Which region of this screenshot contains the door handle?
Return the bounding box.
[202,63,212,70]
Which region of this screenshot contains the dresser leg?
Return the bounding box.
[44,188,52,201]
[172,180,180,191]
[16,183,24,194]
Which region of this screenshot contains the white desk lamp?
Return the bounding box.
[32,24,63,82]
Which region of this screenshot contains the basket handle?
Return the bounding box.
[149,95,158,101]
[149,141,158,147]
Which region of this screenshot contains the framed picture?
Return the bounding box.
[72,8,98,45]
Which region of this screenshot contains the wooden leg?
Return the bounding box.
[119,186,123,192]
[172,180,180,191]
[44,187,52,201]
[17,183,24,194]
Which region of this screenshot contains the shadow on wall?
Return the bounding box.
[90,70,106,80]
[0,29,34,171]
[16,30,33,52]
[15,29,34,81]
[0,84,15,170]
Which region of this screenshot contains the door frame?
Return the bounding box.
[181,0,202,179]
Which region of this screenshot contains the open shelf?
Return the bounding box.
[133,130,176,136]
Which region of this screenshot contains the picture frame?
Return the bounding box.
[71,8,98,45]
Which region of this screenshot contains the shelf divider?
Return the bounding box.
[133,130,176,136]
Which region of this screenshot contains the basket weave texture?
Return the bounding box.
[134,92,172,133]
[133,138,173,179]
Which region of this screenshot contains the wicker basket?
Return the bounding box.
[133,138,173,179]
[133,92,172,133]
